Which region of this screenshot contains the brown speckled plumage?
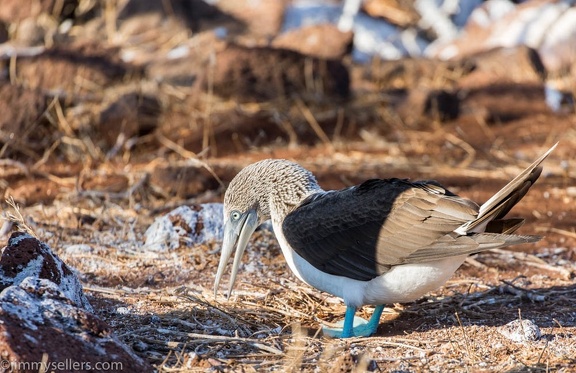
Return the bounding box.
[224,159,322,225]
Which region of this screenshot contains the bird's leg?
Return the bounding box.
[323,306,377,338]
[322,306,359,338]
[323,304,385,338]
[341,305,357,338]
[343,304,384,337]
[365,304,384,334]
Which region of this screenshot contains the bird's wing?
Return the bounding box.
[403,232,539,263]
[281,178,481,281]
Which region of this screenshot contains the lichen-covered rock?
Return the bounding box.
[0,232,92,311]
[498,319,542,343]
[0,277,153,372]
[0,232,153,372]
[144,203,224,251]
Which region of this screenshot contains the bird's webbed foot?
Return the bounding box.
[322,305,385,338]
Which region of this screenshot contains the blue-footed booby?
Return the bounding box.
[214,143,557,338]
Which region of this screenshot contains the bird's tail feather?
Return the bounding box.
[406,232,541,262]
[455,142,557,235]
[485,218,525,235]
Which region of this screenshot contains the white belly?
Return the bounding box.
[273,221,467,308]
[362,255,468,305]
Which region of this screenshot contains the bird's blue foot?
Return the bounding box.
[322,315,371,338]
[322,305,385,338]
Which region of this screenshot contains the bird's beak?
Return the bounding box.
[214,209,259,298]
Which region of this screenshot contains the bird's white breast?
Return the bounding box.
[272,220,368,306]
[272,220,467,308]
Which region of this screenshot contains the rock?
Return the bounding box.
[362,0,420,28]
[457,46,546,89]
[0,83,50,160]
[14,41,131,97]
[145,49,206,87]
[204,44,350,102]
[498,319,542,342]
[0,232,153,371]
[98,92,162,148]
[366,49,547,126]
[80,173,130,194]
[0,277,153,372]
[146,55,200,86]
[428,1,576,75]
[0,232,92,311]
[158,102,291,157]
[117,0,237,34]
[272,24,353,59]
[144,31,225,86]
[366,57,474,90]
[282,0,393,62]
[144,204,224,252]
[115,1,239,67]
[64,90,161,153]
[396,88,460,127]
[215,0,286,38]
[4,178,62,206]
[459,83,549,124]
[150,164,220,199]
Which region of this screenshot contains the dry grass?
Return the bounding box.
[1,4,575,369]
[1,79,575,367]
[3,130,576,371]
[2,91,576,372]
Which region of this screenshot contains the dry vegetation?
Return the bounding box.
[3,123,576,371]
[1,0,576,371]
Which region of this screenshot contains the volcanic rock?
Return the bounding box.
[0,232,153,372]
[0,232,91,311]
[145,203,224,252]
[204,44,350,102]
[0,277,152,372]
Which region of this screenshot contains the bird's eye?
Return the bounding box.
[230,211,241,221]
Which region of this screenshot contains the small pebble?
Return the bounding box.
[64,244,94,255]
[116,306,131,315]
[498,319,541,342]
[132,340,148,352]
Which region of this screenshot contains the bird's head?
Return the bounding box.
[213,159,321,298]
